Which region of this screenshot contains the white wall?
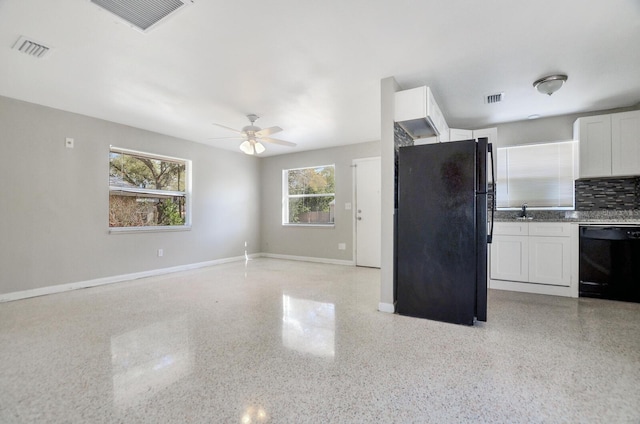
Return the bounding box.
[260,141,380,262]
[0,96,261,296]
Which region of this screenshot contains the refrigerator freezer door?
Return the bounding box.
[396,140,479,325]
[475,138,489,322]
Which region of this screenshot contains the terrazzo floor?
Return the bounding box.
[1,258,639,423]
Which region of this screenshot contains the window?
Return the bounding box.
[283,165,335,225]
[109,147,190,230]
[496,141,577,209]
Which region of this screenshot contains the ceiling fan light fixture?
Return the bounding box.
[239,139,266,155]
[215,114,295,155]
[239,140,254,155]
[533,74,568,96]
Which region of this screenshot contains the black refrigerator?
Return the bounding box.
[395,138,494,325]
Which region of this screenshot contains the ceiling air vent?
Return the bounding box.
[12,36,53,59]
[90,0,193,32]
[485,92,504,104]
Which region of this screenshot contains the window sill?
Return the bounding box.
[282,223,335,229]
[109,225,192,234]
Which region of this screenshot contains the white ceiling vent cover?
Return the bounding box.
[485,93,504,104]
[12,36,53,59]
[90,0,193,32]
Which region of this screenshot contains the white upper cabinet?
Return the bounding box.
[575,115,612,178]
[394,86,449,140]
[472,127,498,145]
[449,129,473,142]
[446,127,498,143]
[575,110,640,178]
[611,110,640,177]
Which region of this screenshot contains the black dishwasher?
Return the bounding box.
[579,226,640,303]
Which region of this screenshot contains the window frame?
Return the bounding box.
[496,140,577,211]
[282,164,336,227]
[108,146,192,234]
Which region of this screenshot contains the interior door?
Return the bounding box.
[354,157,381,268]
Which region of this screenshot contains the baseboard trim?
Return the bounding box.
[489,279,575,298]
[378,302,395,313]
[0,254,256,303]
[260,253,355,266]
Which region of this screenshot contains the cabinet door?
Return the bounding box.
[472,127,498,144]
[611,110,640,177]
[426,87,449,140]
[394,87,426,122]
[449,129,473,141]
[528,236,571,286]
[577,115,612,178]
[490,235,528,282]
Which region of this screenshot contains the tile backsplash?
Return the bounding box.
[394,123,413,151]
[394,124,414,209]
[575,176,640,210]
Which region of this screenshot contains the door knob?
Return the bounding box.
[357,217,362,220]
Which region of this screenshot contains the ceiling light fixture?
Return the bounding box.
[533,74,568,96]
[239,139,266,155]
[210,114,295,155]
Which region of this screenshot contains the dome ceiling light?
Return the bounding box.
[533,74,568,96]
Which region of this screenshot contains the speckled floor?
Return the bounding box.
[1,258,639,423]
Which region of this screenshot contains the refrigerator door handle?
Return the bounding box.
[488,143,495,244]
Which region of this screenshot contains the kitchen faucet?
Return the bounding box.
[520,203,527,218]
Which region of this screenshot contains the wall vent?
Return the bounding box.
[12,36,53,59]
[90,0,193,32]
[485,92,504,104]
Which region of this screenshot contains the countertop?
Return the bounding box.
[493,210,640,223]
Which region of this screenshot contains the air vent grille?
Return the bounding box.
[12,36,52,59]
[485,93,504,104]
[90,0,191,32]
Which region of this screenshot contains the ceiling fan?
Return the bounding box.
[210,114,296,155]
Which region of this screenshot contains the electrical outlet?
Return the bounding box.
[345,203,352,210]
[338,243,346,250]
[157,249,163,257]
[65,137,74,148]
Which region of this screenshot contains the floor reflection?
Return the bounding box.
[282,294,335,358]
[241,405,268,423]
[110,315,193,408]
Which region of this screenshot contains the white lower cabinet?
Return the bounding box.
[528,236,571,286]
[491,222,572,289]
[491,235,528,282]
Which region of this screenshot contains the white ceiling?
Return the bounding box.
[1,0,639,156]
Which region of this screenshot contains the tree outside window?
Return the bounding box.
[109,147,190,228]
[283,165,335,225]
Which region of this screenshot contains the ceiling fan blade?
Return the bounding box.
[212,123,243,134]
[207,136,244,140]
[261,137,296,147]
[255,126,283,137]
